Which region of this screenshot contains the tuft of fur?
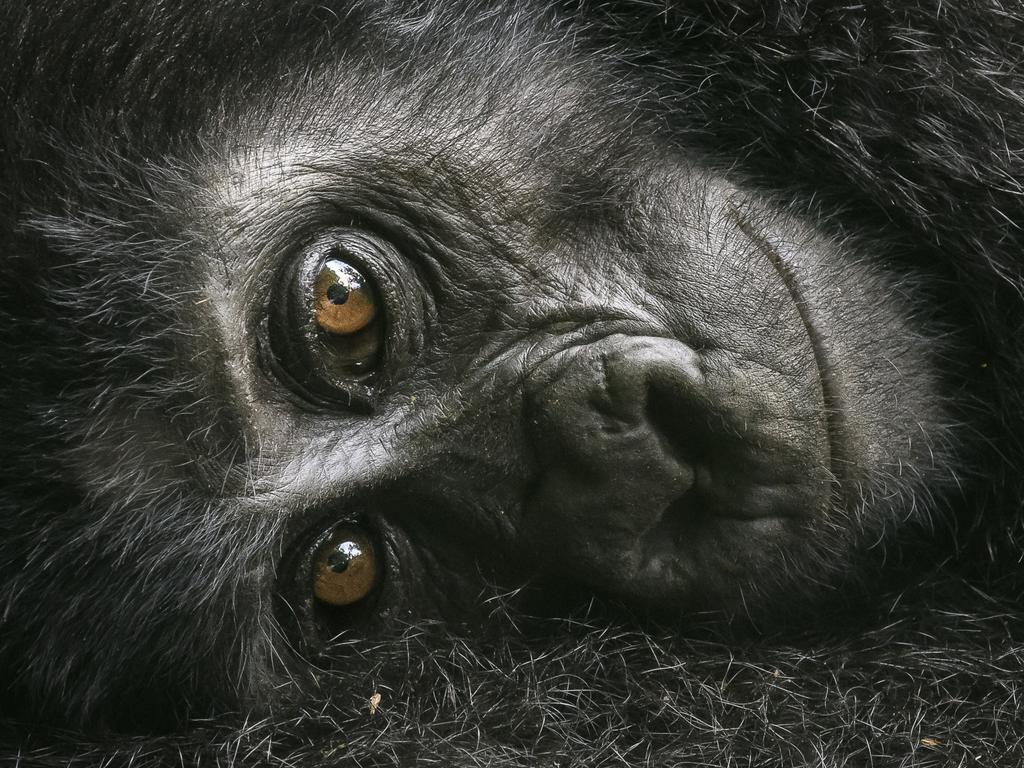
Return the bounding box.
[8,579,1024,766]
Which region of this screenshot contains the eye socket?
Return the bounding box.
[312,527,379,607]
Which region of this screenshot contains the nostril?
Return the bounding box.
[585,339,704,424]
[525,334,706,463]
[645,385,705,467]
[523,334,706,525]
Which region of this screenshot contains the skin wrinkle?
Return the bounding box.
[725,199,839,490]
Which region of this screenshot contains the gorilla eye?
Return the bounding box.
[265,228,416,406]
[312,528,379,607]
[302,249,384,376]
[313,259,379,336]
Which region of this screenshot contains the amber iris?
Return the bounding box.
[313,258,378,335]
[312,528,378,606]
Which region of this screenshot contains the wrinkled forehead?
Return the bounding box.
[9,4,664,248]
[208,15,659,234]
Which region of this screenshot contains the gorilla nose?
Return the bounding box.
[522,332,830,608]
[524,333,700,501]
[524,334,705,544]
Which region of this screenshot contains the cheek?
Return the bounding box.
[644,180,960,518]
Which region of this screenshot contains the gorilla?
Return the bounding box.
[2,0,1023,764]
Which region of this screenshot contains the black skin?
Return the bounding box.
[2,1,1023,763]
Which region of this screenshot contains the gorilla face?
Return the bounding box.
[0,0,982,736]
[212,136,949,619]
[196,53,955,629]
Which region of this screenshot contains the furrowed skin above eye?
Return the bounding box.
[3,1,1024,766]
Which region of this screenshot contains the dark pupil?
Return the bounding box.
[326,283,350,305]
[326,550,351,572]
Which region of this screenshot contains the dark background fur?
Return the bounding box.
[2,1,1024,764]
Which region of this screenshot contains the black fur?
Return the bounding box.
[2,1,1023,764]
